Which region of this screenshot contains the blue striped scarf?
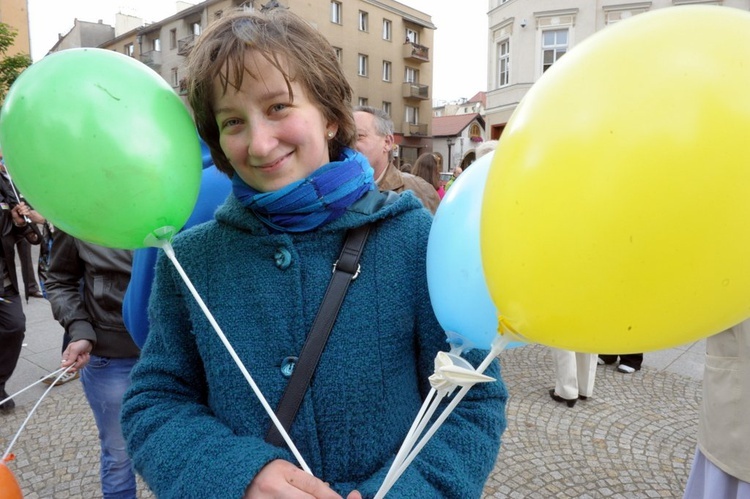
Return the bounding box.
[232,147,375,232]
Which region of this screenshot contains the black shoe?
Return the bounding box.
[598,355,617,365]
[0,389,15,412]
[29,291,44,299]
[578,394,588,400]
[549,389,577,407]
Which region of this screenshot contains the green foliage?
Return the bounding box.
[0,22,32,102]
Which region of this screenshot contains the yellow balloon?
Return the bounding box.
[481,6,750,354]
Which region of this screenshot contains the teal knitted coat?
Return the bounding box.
[121,190,507,498]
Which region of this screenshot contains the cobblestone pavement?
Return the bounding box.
[485,345,699,498]
[1,339,700,498]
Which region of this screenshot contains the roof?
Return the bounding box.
[432,113,485,137]
[467,91,487,107]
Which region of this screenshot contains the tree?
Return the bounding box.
[0,22,32,103]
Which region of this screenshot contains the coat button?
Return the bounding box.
[274,247,292,270]
[280,356,298,378]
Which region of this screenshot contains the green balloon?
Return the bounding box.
[0,48,201,249]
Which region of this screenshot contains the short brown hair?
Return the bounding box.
[186,9,355,175]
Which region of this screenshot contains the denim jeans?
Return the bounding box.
[81,355,138,499]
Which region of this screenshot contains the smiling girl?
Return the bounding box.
[121,9,507,499]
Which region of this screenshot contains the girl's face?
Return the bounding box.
[213,51,336,193]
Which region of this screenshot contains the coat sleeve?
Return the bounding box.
[353,211,508,499]
[120,247,291,499]
[44,230,97,344]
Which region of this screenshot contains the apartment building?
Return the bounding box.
[49,0,435,165]
[0,0,30,56]
[485,0,750,140]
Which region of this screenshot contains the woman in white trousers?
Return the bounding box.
[549,349,597,407]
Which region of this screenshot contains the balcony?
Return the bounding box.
[139,50,162,70]
[177,34,197,56]
[402,42,429,63]
[402,82,430,100]
[402,122,428,136]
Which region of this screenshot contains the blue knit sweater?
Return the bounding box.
[121,190,507,498]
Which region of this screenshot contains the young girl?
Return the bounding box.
[412,152,444,200]
[121,9,507,498]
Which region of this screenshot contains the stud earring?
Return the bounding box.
[327,131,335,139]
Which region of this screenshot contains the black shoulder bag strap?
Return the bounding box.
[265,223,372,446]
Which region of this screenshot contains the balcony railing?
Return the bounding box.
[402,42,429,62]
[139,50,162,69]
[177,34,197,56]
[402,122,428,136]
[402,82,430,100]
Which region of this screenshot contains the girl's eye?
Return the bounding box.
[270,103,288,113]
[220,118,242,129]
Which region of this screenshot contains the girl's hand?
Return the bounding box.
[244,459,343,498]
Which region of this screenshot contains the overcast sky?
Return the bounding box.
[27,0,488,103]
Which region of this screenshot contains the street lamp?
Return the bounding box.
[446,137,455,170]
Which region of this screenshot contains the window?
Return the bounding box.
[358,97,368,107]
[152,38,161,52]
[382,101,391,117]
[382,61,391,82]
[497,39,510,87]
[405,28,418,44]
[469,124,482,139]
[358,54,368,77]
[405,67,418,84]
[382,19,392,40]
[169,29,177,49]
[333,47,342,63]
[171,68,179,87]
[405,105,419,125]
[542,28,568,73]
[124,43,134,57]
[358,11,368,32]
[604,6,649,25]
[191,22,201,36]
[331,1,342,24]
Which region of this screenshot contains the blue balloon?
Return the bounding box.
[427,153,524,351]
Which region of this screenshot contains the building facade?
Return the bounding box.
[46,19,115,54]
[0,0,30,56]
[432,113,485,172]
[485,0,750,140]
[47,0,436,163]
[432,91,486,171]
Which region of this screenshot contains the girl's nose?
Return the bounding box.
[246,120,277,159]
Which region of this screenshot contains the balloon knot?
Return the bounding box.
[497,316,518,336]
[2,453,15,463]
[497,316,528,345]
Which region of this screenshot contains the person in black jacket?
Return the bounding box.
[45,231,139,498]
[0,159,43,412]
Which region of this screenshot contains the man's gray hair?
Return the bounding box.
[354,105,394,137]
